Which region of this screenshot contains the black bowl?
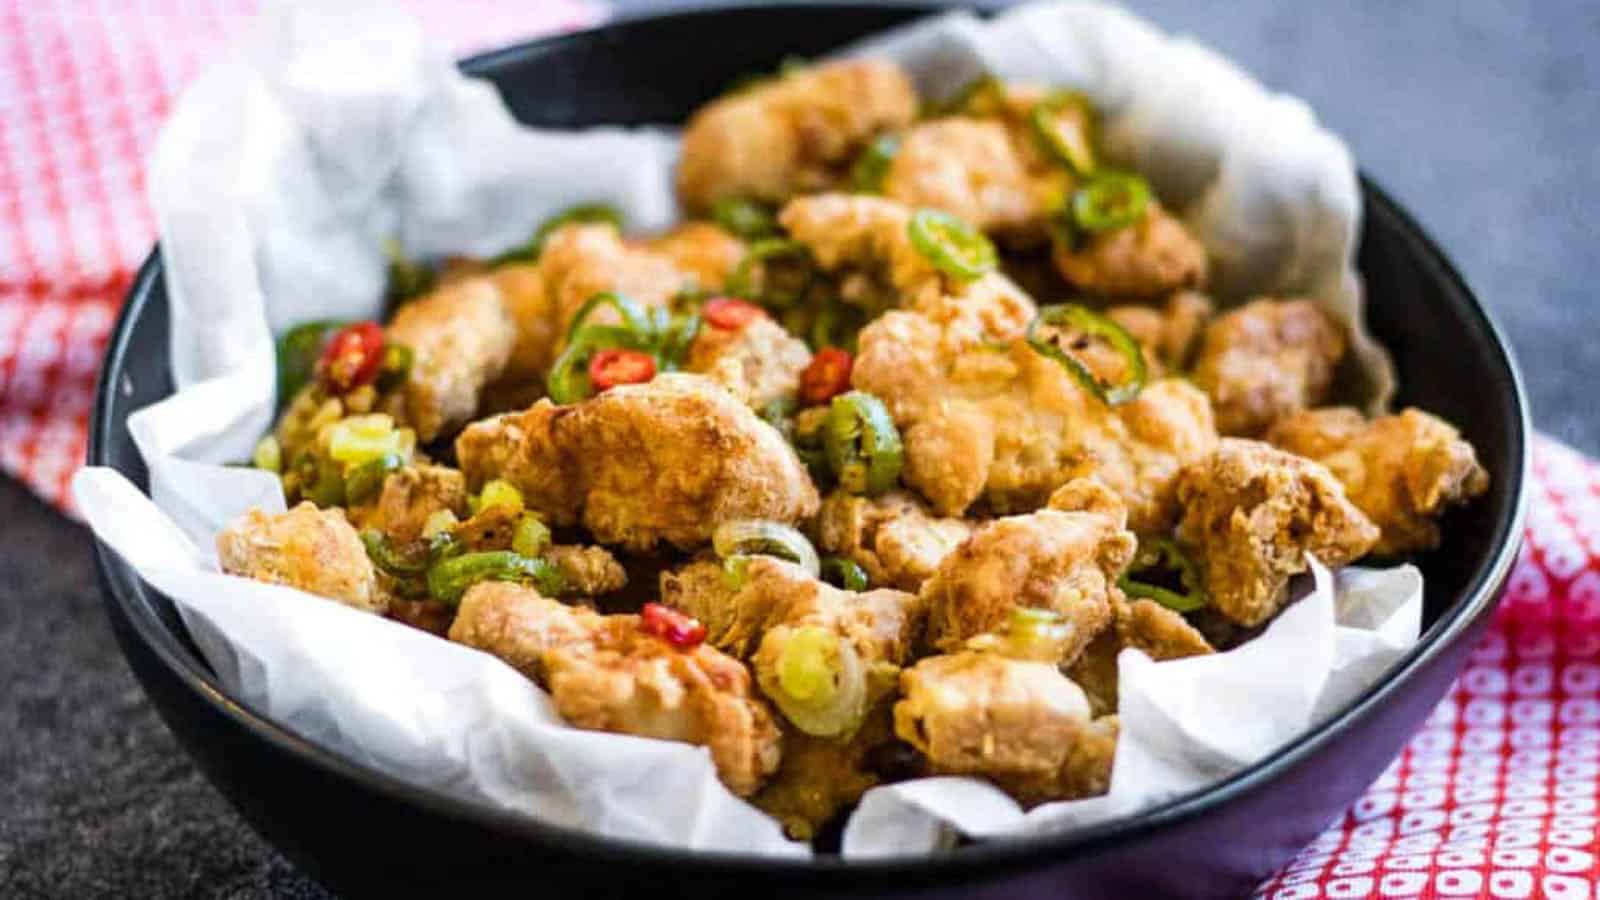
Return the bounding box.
[89,5,1530,898]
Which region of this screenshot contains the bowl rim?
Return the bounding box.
[87,6,1532,881]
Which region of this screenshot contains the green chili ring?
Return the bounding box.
[1026,303,1148,406]
[823,391,905,497]
[727,238,815,309]
[849,135,901,194]
[275,319,346,408]
[426,551,567,606]
[1118,537,1208,613]
[907,209,997,281]
[1071,170,1151,234]
[820,556,870,592]
[361,529,429,578]
[711,197,778,240]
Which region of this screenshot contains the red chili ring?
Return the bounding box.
[703,297,767,331]
[317,321,386,395]
[640,602,707,649]
[799,347,854,406]
[588,348,657,392]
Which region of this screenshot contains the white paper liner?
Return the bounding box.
[75,0,1417,857]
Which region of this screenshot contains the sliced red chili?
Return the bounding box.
[799,347,853,406]
[703,297,767,331]
[640,602,707,649]
[587,348,656,392]
[316,321,386,395]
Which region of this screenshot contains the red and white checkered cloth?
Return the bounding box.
[3,2,1596,895]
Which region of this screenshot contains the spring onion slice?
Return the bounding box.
[1026,303,1147,406]
[823,391,904,496]
[1119,537,1208,612]
[343,452,405,505]
[1071,170,1151,234]
[1029,91,1098,176]
[759,625,869,738]
[712,520,821,577]
[907,209,996,281]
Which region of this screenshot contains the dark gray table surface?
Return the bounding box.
[2,2,1595,897]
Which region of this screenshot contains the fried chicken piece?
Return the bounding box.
[883,117,1064,240]
[894,651,1117,806]
[457,374,819,551]
[1051,202,1209,300]
[645,221,747,292]
[545,544,629,597]
[351,464,467,542]
[778,193,1036,341]
[1106,290,1214,375]
[920,495,1136,665]
[217,502,384,614]
[448,580,606,680]
[1191,298,1347,437]
[483,262,558,386]
[685,315,811,409]
[751,704,896,841]
[1063,593,1214,716]
[1175,439,1379,627]
[1267,407,1489,555]
[677,59,918,213]
[385,276,517,442]
[449,582,781,796]
[661,556,922,737]
[852,309,1217,528]
[814,490,974,593]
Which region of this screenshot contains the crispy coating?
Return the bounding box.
[919,500,1136,665]
[814,490,974,593]
[883,118,1063,240]
[677,59,918,213]
[456,374,819,551]
[448,581,606,680]
[545,544,629,597]
[1106,290,1214,375]
[1192,298,1346,437]
[751,705,894,840]
[386,276,517,442]
[1118,597,1214,661]
[1051,202,1208,300]
[351,464,466,542]
[1174,439,1379,627]
[485,262,559,385]
[645,221,747,292]
[778,193,1036,341]
[1267,407,1489,555]
[217,502,384,614]
[852,310,1218,528]
[660,556,924,668]
[449,582,781,796]
[538,223,688,328]
[686,315,812,409]
[894,651,1115,806]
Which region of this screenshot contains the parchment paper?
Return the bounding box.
[75,0,1416,857]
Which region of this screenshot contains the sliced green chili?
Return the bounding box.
[494,203,623,266]
[426,551,567,606]
[1118,537,1208,613]
[849,135,900,194]
[711,197,778,240]
[1029,91,1098,176]
[1026,303,1148,406]
[565,292,653,345]
[823,391,904,497]
[907,209,996,281]
[820,556,870,592]
[1071,171,1151,234]
[275,320,345,409]
[361,529,429,578]
[727,238,814,309]
[343,452,405,505]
